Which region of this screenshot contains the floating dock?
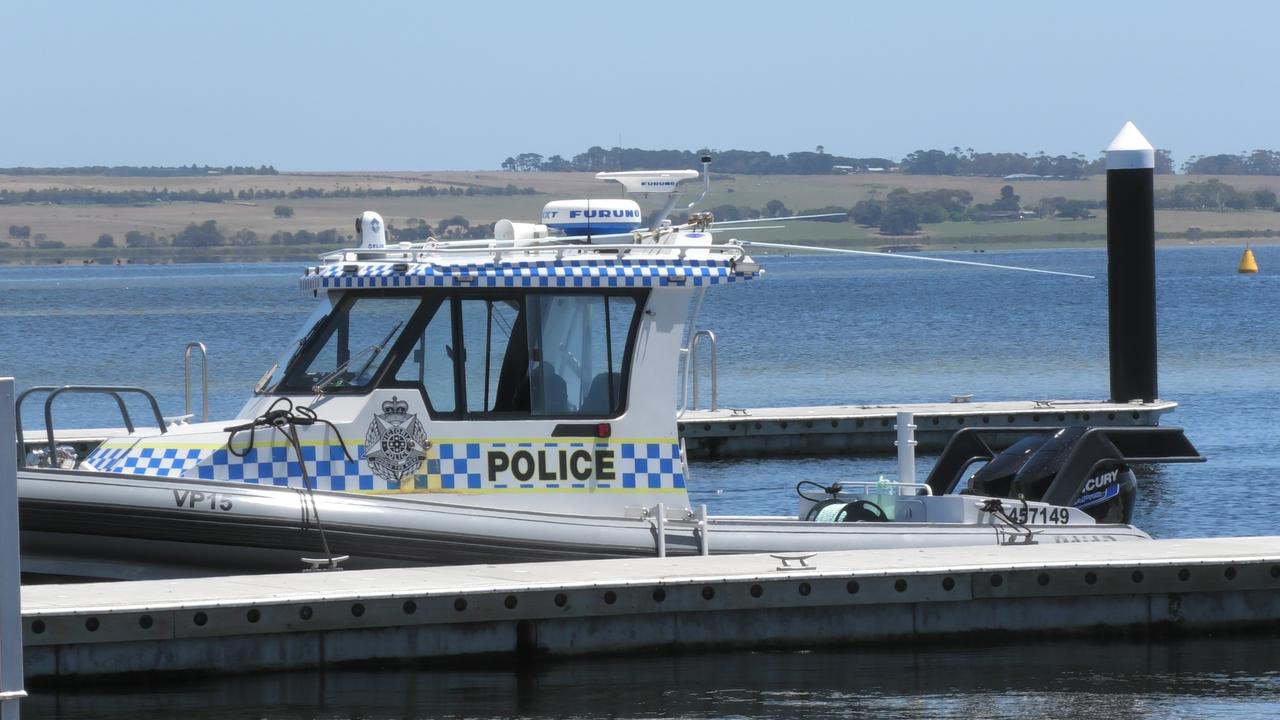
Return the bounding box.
[679,399,1177,458]
[20,535,1279,683]
[25,399,1177,463]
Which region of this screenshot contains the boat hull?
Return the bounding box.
[17,468,1151,580]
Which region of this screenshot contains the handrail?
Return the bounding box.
[831,480,934,496]
[646,503,712,558]
[14,385,166,468]
[688,330,718,411]
[184,341,209,422]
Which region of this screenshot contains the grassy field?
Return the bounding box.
[4,170,1280,260]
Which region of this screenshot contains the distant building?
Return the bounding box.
[972,209,1038,221]
[1002,173,1064,181]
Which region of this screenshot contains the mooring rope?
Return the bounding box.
[224,397,355,568]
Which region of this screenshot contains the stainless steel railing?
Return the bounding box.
[14,385,167,468]
[688,329,718,411]
[184,341,209,422]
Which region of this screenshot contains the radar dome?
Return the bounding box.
[541,199,643,237]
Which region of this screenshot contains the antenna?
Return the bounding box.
[595,168,700,231]
[688,154,712,210]
[736,240,1094,279]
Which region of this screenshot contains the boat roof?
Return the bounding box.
[300,232,762,291]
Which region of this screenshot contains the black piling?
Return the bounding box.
[1105,122,1158,403]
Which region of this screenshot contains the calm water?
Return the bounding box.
[24,638,1280,720]
[2,245,1278,718]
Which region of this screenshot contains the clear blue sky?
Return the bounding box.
[3,0,1275,171]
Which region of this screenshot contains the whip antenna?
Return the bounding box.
[734,240,1095,279]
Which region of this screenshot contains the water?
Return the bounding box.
[23,638,1280,719]
[3,245,1278,717]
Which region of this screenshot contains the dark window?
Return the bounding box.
[278,295,421,393]
[382,289,644,418]
[523,294,636,416]
[394,298,456,413]
[460,298,520,413]
[280,288,645,419]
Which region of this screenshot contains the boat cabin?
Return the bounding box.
[85,200,761,516]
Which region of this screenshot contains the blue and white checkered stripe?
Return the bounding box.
[428,441,684,491]
[84,445,132,472]
[300,259,758,290]
[618,442,686,490]
[114,447,204,478]
[194,445,383,491]
[85,440,685,493]
[427,442,484,489]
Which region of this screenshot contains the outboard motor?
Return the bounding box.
[930,425,1202,526]
[968,433,1053,498]
[1009,427,1136,523]
[967,427,1138,524]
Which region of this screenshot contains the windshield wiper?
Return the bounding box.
[254,363,278,394]
[259,313,331,394]
[311,321,404,395]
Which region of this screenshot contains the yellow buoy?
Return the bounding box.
[1238,245,1259,274]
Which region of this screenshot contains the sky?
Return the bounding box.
[3,0,1277,171]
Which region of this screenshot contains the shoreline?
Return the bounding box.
[7,170,1280,266]
[1,236,1274,267]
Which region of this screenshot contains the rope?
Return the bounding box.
[224,398,354,568]
[979,498,1041,540]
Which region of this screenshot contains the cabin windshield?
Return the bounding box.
[272,288,645,418]
[523,294,636,416]
[391,290,643,418]
[277,295,422,393]
[256,300,334,394]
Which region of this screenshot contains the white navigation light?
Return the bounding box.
[357,210,387,249]
[541,199,643,237]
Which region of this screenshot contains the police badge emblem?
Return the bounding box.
[365,396,430,486]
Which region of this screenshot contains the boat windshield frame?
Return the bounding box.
[273,290,433,396]
[268,287,649,421]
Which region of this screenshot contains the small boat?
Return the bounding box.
[15,164,1203,580]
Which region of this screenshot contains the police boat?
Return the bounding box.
[15,163,1203,580]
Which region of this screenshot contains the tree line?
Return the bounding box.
[849,186,1110,235]
[1182,151,1280,175]
[848,179,1280,236]
[896,149,1177,177]
[0,183,537,207]
[1156,180,1278,211]
[500,145,1148,177]
[0,164,278,177]
[504,145,1280,178]
[7,179,1277,250]
[62,222,353,249]
[502,147,894,175]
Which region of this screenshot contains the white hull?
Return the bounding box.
[18,468,1149,580]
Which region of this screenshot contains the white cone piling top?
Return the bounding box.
[1106,121,1155,170]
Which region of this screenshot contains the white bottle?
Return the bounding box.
[875,475,896,520]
